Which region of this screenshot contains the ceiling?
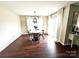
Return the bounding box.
[0,1,77,16]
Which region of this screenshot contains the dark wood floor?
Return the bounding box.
[0,34,79,58]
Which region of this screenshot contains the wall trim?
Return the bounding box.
[0,34,21,52]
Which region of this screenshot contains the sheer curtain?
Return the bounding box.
[48,8,63,41]
[48,13,58,41]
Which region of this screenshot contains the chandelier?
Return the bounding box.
[32,11,39,23]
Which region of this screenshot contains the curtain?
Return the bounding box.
[20,16,28,34]
[56,8,64,42]
[48,8,63,41]
[48,13,58,41]
[42,16,48,33]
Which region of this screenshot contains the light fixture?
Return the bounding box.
[32,11,39,23]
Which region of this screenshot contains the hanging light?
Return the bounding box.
[32,11,39,23]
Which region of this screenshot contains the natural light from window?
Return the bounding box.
[27,16,43,33]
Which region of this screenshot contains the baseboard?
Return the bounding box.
[0,34,21,52]
[21,34,28,36]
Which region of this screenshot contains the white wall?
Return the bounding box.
[0,5,21,52]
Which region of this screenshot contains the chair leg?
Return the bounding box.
[42,34,44,39]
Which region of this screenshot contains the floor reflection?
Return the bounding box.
[46,36,57,57]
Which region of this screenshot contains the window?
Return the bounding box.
[27,16,43,33]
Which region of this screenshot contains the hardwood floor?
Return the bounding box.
[0,34,79,58]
